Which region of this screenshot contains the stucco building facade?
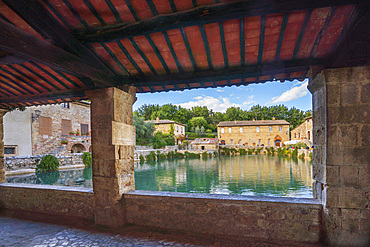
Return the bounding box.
[191,138,219,150]
[4,102,91,156]
[217,119,290,147]
[291,116,313,142]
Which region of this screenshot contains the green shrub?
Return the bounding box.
[309,152,313,160]
[83,167,92,180]
[202,152,208,159]
[36,155,60,172]
[157,153,167,160]
[292,148,298,157]
[167,151,175,159]
[174,151,185,159]
[239,148,247,155]
[146,151,156,160]
[299,152,305,159]
[213,151,219,156]
[82,152,92,167]
[247,148,255,155]
[139,155,145,162]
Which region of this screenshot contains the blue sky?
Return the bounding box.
[134,79,312,112]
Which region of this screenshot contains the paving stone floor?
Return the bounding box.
[0,213,324,247]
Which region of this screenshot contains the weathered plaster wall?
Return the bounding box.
[4,109,32,156]
[0,184,93,219]
[309,66,369,246]
[125,191,322,243]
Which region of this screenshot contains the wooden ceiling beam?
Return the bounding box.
[2,0,116,77]
[76,0,358,44]
[129,58,325,87]
[0,19,122,87]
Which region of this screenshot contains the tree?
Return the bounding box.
[133,115,155,145]
[188,116,208,130]
[224,107,245,121]
[135,104,160,120]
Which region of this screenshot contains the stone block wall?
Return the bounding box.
[309,66,369,246]
[0,183,93,219]
[125,191,322,243]
[0,109,7,182]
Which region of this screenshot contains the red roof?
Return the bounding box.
[0,0,368,108]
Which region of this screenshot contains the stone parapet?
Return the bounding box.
[125,191,322,243]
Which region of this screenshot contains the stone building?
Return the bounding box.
[4,102,91,156]
[191,138,219,150]
[217,118,290,147]
[291,116,313,144]
[146,117,186,144]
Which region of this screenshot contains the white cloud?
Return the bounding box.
[216,89,224,92]
[177,96,254,113]
[270,81,309,103]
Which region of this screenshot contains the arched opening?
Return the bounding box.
[71,143,86,153]
[220,140,225,145]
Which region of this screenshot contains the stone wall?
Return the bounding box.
[0,183,93,219]
[309,66,369,246]
[5,154,84,171]
[125,191,322,243]
[291,117,313,141]
[31,102,91,156]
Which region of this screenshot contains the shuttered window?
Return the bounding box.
[81,124,89,135]
[62,119,72,135]
[39,116,52,136]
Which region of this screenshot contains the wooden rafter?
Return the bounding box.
[0,19,121,87]
[76,0,358,43]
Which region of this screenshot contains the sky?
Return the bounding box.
[134,79,312,113]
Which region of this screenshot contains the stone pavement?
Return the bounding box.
[0,213,324,247]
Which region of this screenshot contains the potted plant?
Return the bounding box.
[61,140,67,145]
[76,131,80,136]
[69,131,75,135]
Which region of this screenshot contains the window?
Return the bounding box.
[259,139,261,145]
[228,128,231,133]
[39,116,52,136]
[268,139,270,145]
[176,126,178,132]
[81,124,89,135]
[298,133,300,138]
[240,127,243,133]
[294,133,297,138]
[4,145,17,156]
[61,103,69,108]
[238,139,241,145]
[269,126,272,132]
[279,126,282,131]
[256,127,260,132]
[181,127,184,134]
[230,139,233,145]
[62,119,72,135]
[221,128,224,133]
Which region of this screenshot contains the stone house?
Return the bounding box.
[146,117,186,144]
[191,138,219,150]
[4,102,91,156]
[217,118,290,147]
[291,116,313,144]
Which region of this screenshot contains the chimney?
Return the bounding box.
[234,119,237,124]
[272,117,275,120]
[156,117,159,123]
[252,118,255,121]
[261,119,265,123]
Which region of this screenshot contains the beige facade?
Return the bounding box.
[147,118,186,144]
[291,116,313,141]
[217,119,290,147]
[191,138,218,150]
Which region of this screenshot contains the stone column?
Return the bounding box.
[308,66,369,246]
[0,109,7,183]
[85,86,136,227]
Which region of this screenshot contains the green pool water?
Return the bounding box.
[6,155,314,198]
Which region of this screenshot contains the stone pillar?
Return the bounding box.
[0,109,7,183]
[85,86,136,227]
[308,66,369,246]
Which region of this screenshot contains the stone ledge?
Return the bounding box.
[5,164,85,176]
[125,190,322,206]
[0,183,93,193]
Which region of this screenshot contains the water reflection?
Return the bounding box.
[6,156,313,198]
[134,156,314,197]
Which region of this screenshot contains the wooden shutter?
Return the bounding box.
[39,116,52,135]
[81,124,88,135]
[62,119,72,135]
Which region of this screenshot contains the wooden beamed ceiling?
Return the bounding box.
[0,0,368,108]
